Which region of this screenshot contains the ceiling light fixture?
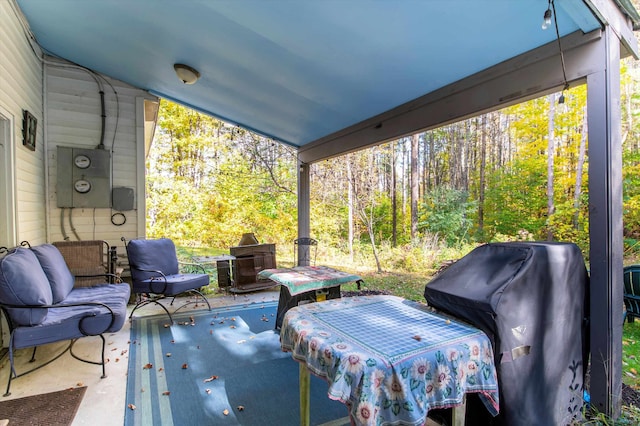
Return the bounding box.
[173,63,200,85]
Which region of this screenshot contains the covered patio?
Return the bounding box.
[1,0,639,421]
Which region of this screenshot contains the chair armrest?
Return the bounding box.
[131,267,168,293]
[131,267,166,277]
[0,301,116,336]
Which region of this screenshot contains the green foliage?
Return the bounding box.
[483,161,547,239]
[624,149,640,240]
[419,187,475,247]
[374,238,440,274]
[148,75,621,260]
[147,100,297,248]
[625,239,640,261]
[310,203,350,251]
[582,406,640,425]
[149,65,640,259]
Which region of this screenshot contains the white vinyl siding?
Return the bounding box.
[1,2,158,251]
[0,1,45,245]
[45,62,157,248]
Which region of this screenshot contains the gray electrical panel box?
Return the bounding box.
[112,187,135,211]
[57,146,111,208]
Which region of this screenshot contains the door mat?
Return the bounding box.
[0,386,86,425]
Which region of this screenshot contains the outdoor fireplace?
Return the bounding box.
[228,243,277,293]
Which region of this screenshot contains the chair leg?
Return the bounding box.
[69,336,107,379]
[130,289,210,321]
[4,374,12,397]
[4,337,15,397]
[129,297,174,324]
[100,334,107,378]
[195,289,212,311]
[172,289,211,315]
[3,337,74,397]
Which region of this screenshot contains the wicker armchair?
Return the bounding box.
[52,240,116,286]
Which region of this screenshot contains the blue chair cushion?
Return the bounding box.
[0,248,52,326]
[31,244,75,303]
[127,238,179,282]
[132,273,209,296]
[11,283,131,349]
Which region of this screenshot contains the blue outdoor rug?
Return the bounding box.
[124,301,350,425]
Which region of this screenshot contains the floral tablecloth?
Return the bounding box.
[280,295,499,426]
[258,265,362,296]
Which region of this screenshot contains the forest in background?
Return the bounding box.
[146,58,640,274]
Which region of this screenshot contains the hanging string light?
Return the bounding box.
[542,0,569,104]
[542,0,552,29]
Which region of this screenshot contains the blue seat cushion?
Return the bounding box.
[127,239,179,281]
[11,283,131,349]
[0,248,52,326]
[31,244,76,303]
[132,273,209,296]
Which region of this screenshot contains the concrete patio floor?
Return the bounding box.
[0,288,280,426]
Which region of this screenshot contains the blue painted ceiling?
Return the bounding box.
[16,0,602,148]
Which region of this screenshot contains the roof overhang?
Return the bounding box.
[14,0,637,163]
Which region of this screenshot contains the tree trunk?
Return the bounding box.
[478,115,487,238]
[547,94,556,241]
[347,157,354,261]
[367,207,383,272]
[401,139,407,234]
[428,132,435,192]
[574,105,587,229]
[391,141,397,247]
[411,133,419,242]
[366,150,383,272]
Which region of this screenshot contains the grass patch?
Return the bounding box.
[342,270,427,301]
[623,320,640,389]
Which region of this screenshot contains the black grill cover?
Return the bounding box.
[424,242,589,426]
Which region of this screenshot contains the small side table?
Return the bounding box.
[192,255,236,289]
[257,265,363,329]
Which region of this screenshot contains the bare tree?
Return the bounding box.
[478,115,487,237]
[390,141,398,247]
[574,106,587,229]
[547,94,557,241]
[411,133,419,241]
[347,159,355,261]
[347,151,383,272]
